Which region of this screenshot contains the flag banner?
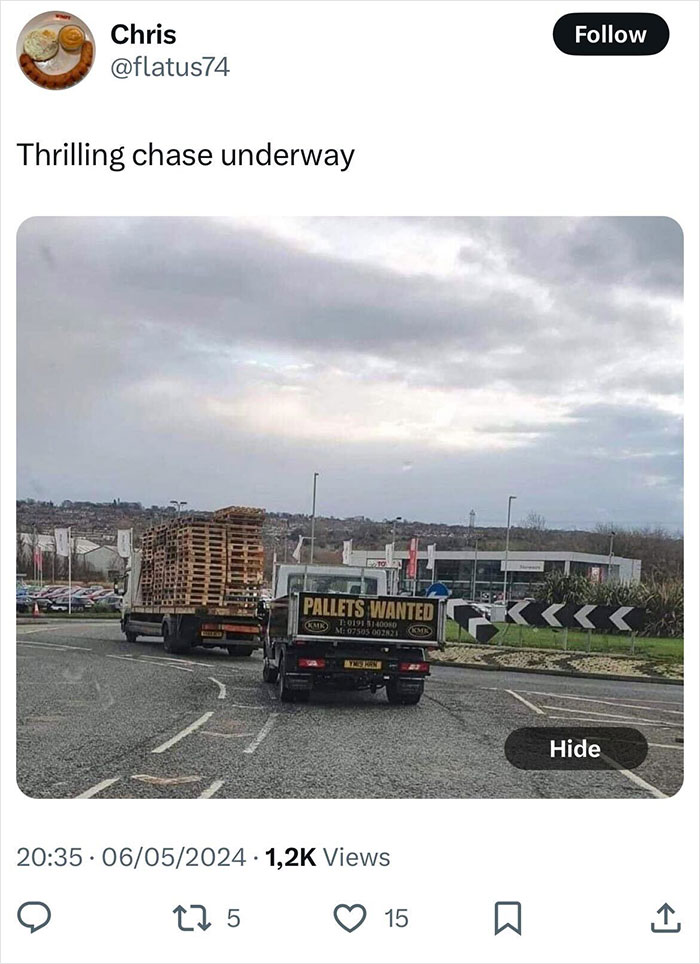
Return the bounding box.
[385,543,394,565]
[427,544,436,571]
[117,529,132,559]
[407,537,419,579]
[342,539,353,565]
[54,527,70,557]
[292,535,304,562]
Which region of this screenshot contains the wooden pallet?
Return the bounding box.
[140,506,264,609]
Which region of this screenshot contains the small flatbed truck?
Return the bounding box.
[263,565,446,704]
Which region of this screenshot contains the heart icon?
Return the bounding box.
[333,903,367,933]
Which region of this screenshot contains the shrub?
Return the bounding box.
[533,572,683,638]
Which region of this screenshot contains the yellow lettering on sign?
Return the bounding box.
[303,597,315,615]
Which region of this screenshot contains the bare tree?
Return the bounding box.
[524,510,547,531]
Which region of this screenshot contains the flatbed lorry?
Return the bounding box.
[263,565,446,704]
[120,506,266,656]
[121,548,266,655]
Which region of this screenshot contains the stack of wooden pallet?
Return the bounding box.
[140,506,264,609]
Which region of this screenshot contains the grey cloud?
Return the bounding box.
[17,217,683,527]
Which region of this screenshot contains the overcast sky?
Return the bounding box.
[17,217,683,529]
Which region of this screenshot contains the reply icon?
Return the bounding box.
[17,901,52,933]
[494,901,522,936]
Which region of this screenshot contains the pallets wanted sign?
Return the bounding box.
[506,601,645,632]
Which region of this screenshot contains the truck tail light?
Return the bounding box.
[298,657,326,669]
[399,661,429,673]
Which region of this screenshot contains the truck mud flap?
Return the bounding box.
[285,673,312,692]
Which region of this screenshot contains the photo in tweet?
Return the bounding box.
[16,216,683,800]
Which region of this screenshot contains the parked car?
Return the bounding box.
[92,593,123,612]
[16,589,33,613]
[46,596,89,612]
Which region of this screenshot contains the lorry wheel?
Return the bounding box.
[278,654,296,702]
[163,620,191,655]
[262,658,279,684]
[386,682,422,705]
[125,631,138,643]
[228,645,254,657]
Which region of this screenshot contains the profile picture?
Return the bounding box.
[17,10,94,89]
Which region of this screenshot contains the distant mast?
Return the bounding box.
[468,509,476,530]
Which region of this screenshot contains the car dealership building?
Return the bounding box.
[348,548,642,601]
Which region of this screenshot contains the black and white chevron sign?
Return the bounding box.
[506,601,644,632]
[452,605,499,644]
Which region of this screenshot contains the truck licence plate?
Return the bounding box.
[201,630,223,638]
[344,659,382,670]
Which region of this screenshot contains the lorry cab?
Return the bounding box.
[273,564,388,599]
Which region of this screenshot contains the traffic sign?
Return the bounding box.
[426,582,450,597]
[506,601,644,632]
[452,604,499,644]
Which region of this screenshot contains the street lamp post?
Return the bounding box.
[391,516,402,554]
[170,500,188,517]
[309,472,319,564]
[502,495,517,603]
[608,530,616,582]
[471,537,479,601]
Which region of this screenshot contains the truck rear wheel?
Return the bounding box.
[125,630,138,643]
[386,681,423,705]
[278,653,298,702]
[163,620,191,655]
[228,645,254,657]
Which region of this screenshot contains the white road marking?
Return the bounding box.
[506,689,544,715]
[208,677,227,700]
[18,643,71,652]
[131,774,201,786]
[152,712,214,754]
[547,715,678,728]
[138,659,193,672]
[600,753,668,799]
[76,776,120,799]
[521,691,683,715]
[541,704,682,727]
[106,655,193,672]
[229,703,269,710]
[521,689,683,708]
[199,779,225,798]
[648,743,684,751]
[243,713,279,754]
[143,655,212,668]
[16,626,63,634]
[203,731,256,738]
[18,640,92,652]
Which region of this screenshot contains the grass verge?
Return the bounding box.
[446,620,683,661]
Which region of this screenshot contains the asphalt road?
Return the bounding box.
[16,621,683,800]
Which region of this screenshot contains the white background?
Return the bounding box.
[1,2,698,962]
